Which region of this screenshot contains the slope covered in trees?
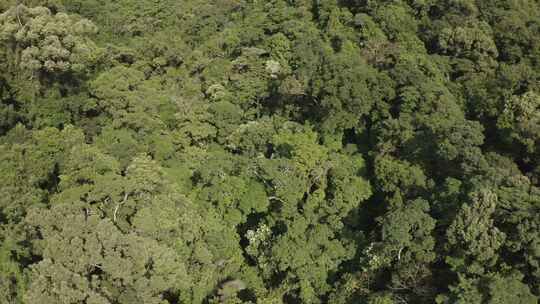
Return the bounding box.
[0,0,540,303]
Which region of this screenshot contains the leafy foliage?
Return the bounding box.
[1,0,540,303]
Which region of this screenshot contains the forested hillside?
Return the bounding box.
[1,0,540,303]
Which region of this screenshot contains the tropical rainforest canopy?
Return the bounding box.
[1,0,540,303]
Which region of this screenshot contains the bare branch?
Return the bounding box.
[113,193,129,222]
[268,196,286,204]
[15,4,23,27]
[90,263,103,270]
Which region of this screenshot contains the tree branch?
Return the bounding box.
[268,196,286,204]
[113,193,128,222]
[15,4,23,27]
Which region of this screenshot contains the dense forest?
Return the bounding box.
[0,0,539,303]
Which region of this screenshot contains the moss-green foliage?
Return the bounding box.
[1,0,540,303]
